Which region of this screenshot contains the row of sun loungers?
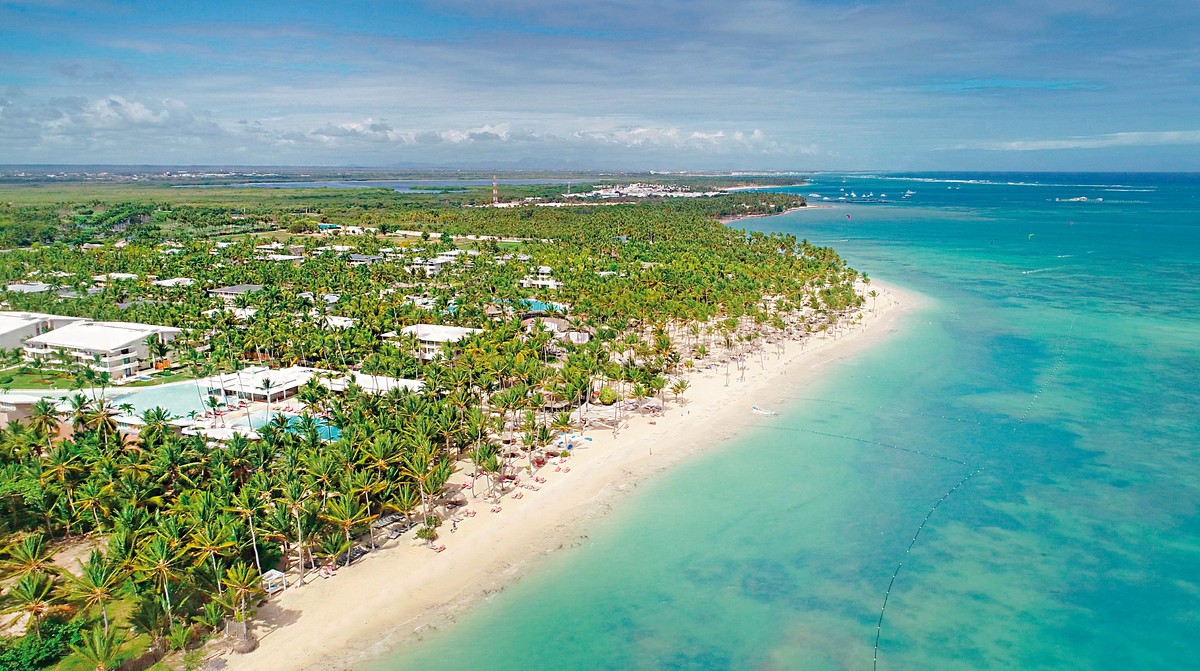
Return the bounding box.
[334,544,370,567]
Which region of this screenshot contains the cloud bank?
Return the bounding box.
[1,0,1197,169]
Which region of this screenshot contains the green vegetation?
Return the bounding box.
[0,176,861,668]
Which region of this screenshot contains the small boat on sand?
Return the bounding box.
[751,406,779,416]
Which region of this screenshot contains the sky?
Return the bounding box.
[1,0,1198,171]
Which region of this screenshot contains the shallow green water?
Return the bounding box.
[377,173,1200,670]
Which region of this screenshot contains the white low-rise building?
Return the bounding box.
[519,276,564,290]
[0,394,43,424]
[0,312,88,349]
[205,365,316,402]
[93,273,139,283]
[409,256,455,276]
[317,314,357,330]
[519,265,563,290]
[394,324,482,360]
[5,282,54,294]
[209,284,264,305]
[260,253,304,266]
[321,372,424,395]
[152,277,195,288]
[201,306,258,321]
[23,321,181,379]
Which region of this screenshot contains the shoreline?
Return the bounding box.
[719,183,809,192]
[221,281,917,671]
[718,204,812,224]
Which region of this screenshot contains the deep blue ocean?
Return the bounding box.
[378,173,1200,670]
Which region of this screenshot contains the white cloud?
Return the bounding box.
[964,129,1200,151]
[1,92,789,164]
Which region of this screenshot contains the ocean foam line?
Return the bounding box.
[1021,267,1065,275]
[858,175,1151,189]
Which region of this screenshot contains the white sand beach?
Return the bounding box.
[222,282,917,671]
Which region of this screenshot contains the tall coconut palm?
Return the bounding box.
[64,549,126,634]
[190,520,235,595]
[74,479,113,532]
[70,623,124,671]
[2,571,61,638]
[27,399,60,455]
[2,533,57,577]
[319,495,377,564]
[277,481,310,588]
[225,489,264,575]
[132,534,185,620]
[398,443,438,525]
[221,561,263,641]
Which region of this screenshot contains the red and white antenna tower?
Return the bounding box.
[492,174,499,205]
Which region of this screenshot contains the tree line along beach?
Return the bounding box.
[0,174,892,670]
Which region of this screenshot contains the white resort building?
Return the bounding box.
[0,312,87,349]
[209,284,265,305]
[5,282,54,294]
[519,266,564,290]
[22,320,181,379]
[205,365,317,403]
[393,324,481,360]
[321,371,424,395]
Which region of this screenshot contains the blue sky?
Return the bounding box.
[1,0,1197,170]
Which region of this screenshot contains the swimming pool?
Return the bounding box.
[230,410,341,440]
[111,381,215,418]
[521,299,567,313]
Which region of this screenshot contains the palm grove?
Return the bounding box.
[0,187,864,669]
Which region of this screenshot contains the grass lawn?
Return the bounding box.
[123,368,201,387]
[0,371,79,390]
[0,366,201,391]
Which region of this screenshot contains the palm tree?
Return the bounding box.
[225,490,264,575]
[2,533,57,577]
[385,483,422,529]
[260,375,274,422]
[670,378,690,403]
[221,561,264,647]
[190,520,235,595]
[2,571,61,638]
[70,623,124,671]
[148,335,170,370]
[85,399,120,451]
[132,534,185,620]
[28,398,60,455]
[127,594,168,651]
[399,444,439,525]
[138,407,173,447]
[320,495,377,563]
[64,550,125,634]
[278,481,310,588]
[74,479,112,532]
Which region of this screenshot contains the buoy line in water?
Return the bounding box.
[1014,314,1077,428]
[873,311,1077,669]
[789,396,986,427]
[872,467,983,671]
[754,424,968,466]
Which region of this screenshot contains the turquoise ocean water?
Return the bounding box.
[376,173,1200,670]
